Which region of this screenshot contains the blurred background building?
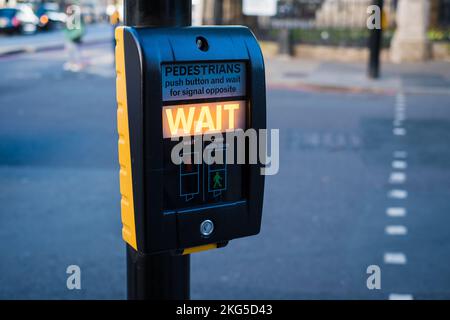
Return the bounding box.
[0,0,449,61]
[199,0,450,62]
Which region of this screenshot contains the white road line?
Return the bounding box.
[387,95,409,299]
[385,225,408,235]
[393,151,408,159]
[384,252,407,264]
[389,172,406,184]
[392,160,408,170]
[393,128,407,136]
[388,189,408,199]
[386,207,407,217]
[389,293,413,300]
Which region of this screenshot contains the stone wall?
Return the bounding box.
[390,0,431,62]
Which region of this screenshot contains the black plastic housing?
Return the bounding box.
[123,26,266,254]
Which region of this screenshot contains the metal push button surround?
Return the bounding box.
[200,219,214,237]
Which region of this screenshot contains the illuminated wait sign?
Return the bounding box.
[162,100,246,138]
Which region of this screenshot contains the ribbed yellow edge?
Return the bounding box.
[183,244,218,255]
[115,26,137,250]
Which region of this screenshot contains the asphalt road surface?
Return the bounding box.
[1,44,450,299]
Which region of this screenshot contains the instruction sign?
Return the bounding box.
[162,61,246,102]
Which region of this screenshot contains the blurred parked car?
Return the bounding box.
[36,3,66,31]
[0,5,39,35]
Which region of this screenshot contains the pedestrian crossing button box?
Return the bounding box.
[115,26,266,255]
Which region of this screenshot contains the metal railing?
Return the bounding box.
[256,0,395,48]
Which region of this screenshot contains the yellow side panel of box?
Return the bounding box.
[115,26,137,250]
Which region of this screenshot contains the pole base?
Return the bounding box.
[127,245,190,300]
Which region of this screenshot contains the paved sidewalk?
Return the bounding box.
[266,57,450,95]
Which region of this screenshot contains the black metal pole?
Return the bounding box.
[214,0,223,25]
[278,28,294,56]
[124,0,192,27]
[123,0,191,300]
[368,0,384,79]
[127,245,190,300]
[277,0,294,57]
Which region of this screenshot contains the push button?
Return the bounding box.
[200,219,214,237]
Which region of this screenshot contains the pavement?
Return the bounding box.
[266,57,450,95]
[1,37,450,299]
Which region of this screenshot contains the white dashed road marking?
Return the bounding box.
[384,252,407,265]
[393,128,407,136]
[384,93,411,300]
[389,172,406,184]
[386,207,407,217]
[385,225,408,236]
[388,189,408,199]
[389,294,413,300]
[392,160,407,170]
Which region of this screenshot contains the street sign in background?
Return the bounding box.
[243,0,278,16]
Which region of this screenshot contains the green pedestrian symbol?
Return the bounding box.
[213,172,223,189]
